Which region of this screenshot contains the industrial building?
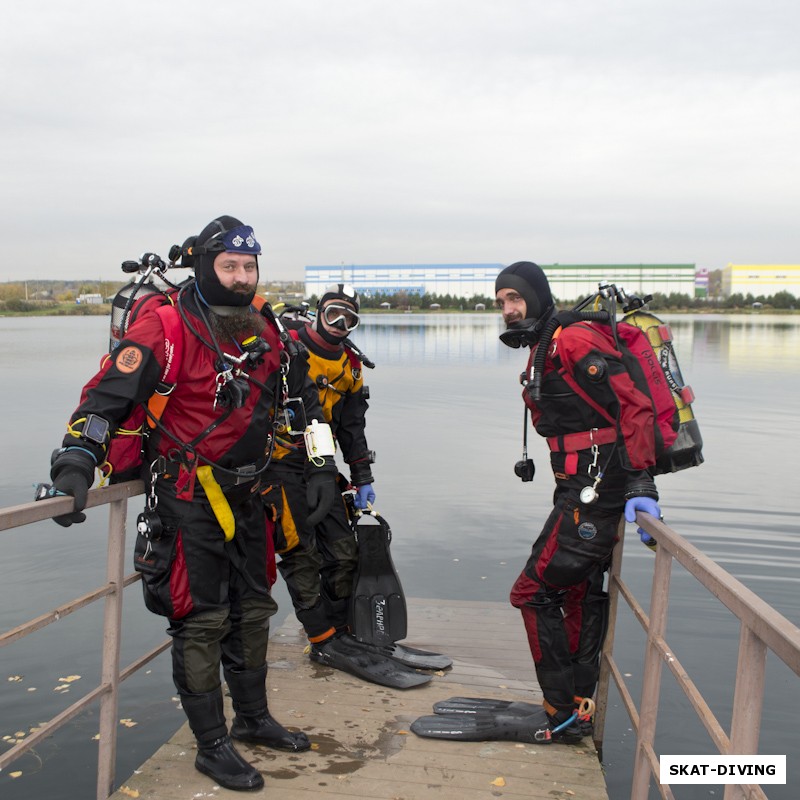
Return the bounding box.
[722,264,800,298]
[305,263,697,303]
[305,264,503,300]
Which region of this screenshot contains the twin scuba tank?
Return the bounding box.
[109,247,192,352]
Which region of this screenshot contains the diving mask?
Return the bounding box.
[322,303,360,332]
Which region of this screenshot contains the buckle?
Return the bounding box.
[216,463,257,486]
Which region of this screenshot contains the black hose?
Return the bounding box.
[529,310,611,401]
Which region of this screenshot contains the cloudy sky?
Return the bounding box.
[2,0,798,282]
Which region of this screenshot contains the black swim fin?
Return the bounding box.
[432,696,539,716]
[433,696,594,737]
[350,512,408,645]
[309,633,431,689]
[358,641,453,671]
[411,696,586,743]
[410,708,553,743]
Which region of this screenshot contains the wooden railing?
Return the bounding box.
[4,489,799,800]
[594,513,800,800]
[0,483,170,800]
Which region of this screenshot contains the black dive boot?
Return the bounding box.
[180,690,264,791]
[226,666,311,752]
[545,709,585,744]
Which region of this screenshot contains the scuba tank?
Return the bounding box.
[522,282,703,478]
[618,291,704,474]
[109,247,192,353]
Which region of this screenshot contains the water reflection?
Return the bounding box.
[1,312,798,800]
[357,313,513,364]
[356,312,800,373]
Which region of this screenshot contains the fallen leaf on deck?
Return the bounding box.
[118,786,140,797]
[491,776,506,786]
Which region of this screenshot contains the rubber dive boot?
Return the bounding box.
[226,665,311,752]
[546,711,585,744]
[196,735,265,791]
[180,690,264,791]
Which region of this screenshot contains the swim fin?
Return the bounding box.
[309,633,432,689]
[410,708,553,743]
[431,696,592,739]
[432,696,539,716]
[350,511,408,645]
[358,641,453,671]
[411,696,586,743]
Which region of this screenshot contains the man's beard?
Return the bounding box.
[208,306,266,342]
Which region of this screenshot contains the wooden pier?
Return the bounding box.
[108,598,608,799]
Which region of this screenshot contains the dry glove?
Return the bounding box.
[624,496,661,550]
[49,447,96,527]
[354,483,375,510]
[305,456,338,526]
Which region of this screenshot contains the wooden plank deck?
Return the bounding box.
[109,599,608,800]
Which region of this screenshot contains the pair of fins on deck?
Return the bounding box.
[310,510,452,689]
[411,697,590,744]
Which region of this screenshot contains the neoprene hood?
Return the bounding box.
[495,261,553,322]
[193,215,261,308]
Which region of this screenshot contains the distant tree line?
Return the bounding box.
[3,279,796,315]
[307,291,498,310]
[308,289,797,312]
[636,291,797,311]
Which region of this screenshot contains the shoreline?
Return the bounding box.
[1,304,797,318]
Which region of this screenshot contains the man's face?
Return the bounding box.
[319,300,359,339]
[495,288,527,325]
[213,252,259,294]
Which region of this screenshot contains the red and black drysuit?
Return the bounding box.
[61,288,324,705]
[262,320,373,643]
[509,320,659,723]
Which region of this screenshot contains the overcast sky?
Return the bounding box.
[2,1,798,283]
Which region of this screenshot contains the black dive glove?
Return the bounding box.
[305,456,338,527]
[49,447,96,527]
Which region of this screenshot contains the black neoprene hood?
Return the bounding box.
[495,261,553,321]
[194,215,260,308]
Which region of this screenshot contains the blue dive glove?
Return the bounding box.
[354,483,376,510]
[624,496,661,550]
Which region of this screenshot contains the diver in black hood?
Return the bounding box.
[413,260,664,746]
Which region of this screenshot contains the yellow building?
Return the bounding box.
[722,264,800,297]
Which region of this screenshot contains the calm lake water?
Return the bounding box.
[1,312,798,799]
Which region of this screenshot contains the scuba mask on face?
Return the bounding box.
[322,303,360,332]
